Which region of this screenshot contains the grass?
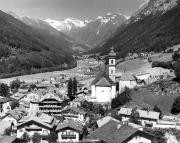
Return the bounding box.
[127,79,180,114]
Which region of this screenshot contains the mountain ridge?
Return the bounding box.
[90,0,180,57]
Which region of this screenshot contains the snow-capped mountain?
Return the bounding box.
[50,12,127,48]
[45,18,87,33]
[131,0,178,22]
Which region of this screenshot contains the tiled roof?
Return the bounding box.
[91,71,115,86]
[10,92,26,101]
[97,116,120,127]
[56,119,83,132]
[17,113,55,129]
[118,107,160,120]
[3,111,21,121]
[0,135,26,143]
[89,120,138,143]
[120,73,135,81]
[0,96,14,103]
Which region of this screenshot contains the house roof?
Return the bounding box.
[89,120,153,143]
[97,116,120,127]
[39,93,63,102]
[120,73,135,81]
[56,119,83,132]
[10,92,26,101]
[53,115,65,123]
[17,113,55,129]
[118,107,160,120]
[0,96,14,104]
[91,71,115,86]
[0,135,26,143]
[3,111,21,121]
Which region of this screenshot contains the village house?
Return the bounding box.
[61,107,87,123]
[38,93,63,115]
[1,111,22,130]
[56,119,84,143]
[16,112,55,139]
[118,73,137,93]
[89,120,155,143]
[118,107,160,128]
[0,96,14,116]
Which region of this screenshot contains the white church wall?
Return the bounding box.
[95,86,112,103]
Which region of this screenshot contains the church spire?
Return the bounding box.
[108,45,116,83]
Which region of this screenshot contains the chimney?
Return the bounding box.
[117,124,121,130]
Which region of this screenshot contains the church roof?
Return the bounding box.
[109,46,116,57]
[92,71,115,86]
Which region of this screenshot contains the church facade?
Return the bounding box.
[91,47,116,104]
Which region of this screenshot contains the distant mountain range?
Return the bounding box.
[0,10,79,78]
[90,0,180,57]
[8,11,128,49]
[45,13,128,48]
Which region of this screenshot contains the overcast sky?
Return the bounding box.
[0,0,147,20]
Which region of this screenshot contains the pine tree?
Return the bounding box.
[67,78,73,101]
[73,77,77,96]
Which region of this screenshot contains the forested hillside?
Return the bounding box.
[0,10,76,78]
[91,0,180,57]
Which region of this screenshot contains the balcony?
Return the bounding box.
[61,134,76,139]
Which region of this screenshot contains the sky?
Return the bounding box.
[0,0,147,20]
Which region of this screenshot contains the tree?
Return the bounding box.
[0,83,9,97]
[129,108,141,125]
[4,127,12,136]
[172,51,180,61]
[67,78,74,101]
[32,133,41,143]
[153,105,162,119]
[82,125,88,137]
[173,60,180,80]
[47,132,58,143]
[171,96,180,115]
[73,77,77,96]
[111,87,131,109]
[10,100,19,110]
[10,79,21,91]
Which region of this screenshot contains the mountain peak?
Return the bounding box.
[132,0,178,21]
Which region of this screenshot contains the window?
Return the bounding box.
[111,70,114,74]
[111,60,114,64]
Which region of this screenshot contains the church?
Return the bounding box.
[91,47,116,104]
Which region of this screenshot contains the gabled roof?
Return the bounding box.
[17,113,55,129]
[0,96,14,104]
[56,119,83,132]
[3,111,21,121]
[97,116,120,127]
[0,135,26,143]
[10,92,26,101]
[118,107,160,120]
[89,120,154,143]
[91,71,115,86]
[120,73,135,81]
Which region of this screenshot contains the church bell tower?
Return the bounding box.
[108,46,116,82]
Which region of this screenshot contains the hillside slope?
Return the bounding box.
[92,0,180,57]
[0,10,76,78]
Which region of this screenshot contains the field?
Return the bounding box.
[127,79,180,114]
[0,59,98,85]
[116,53,173,77]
